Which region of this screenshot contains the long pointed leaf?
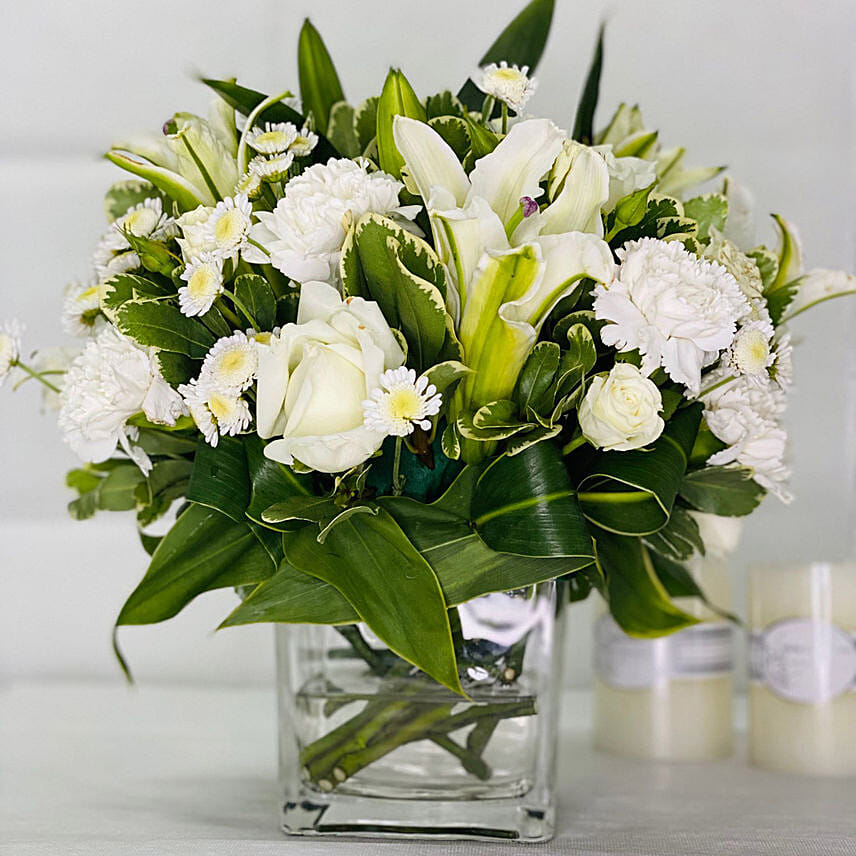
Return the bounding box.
[298,19,345,133]
[572,23,605,144]
[376,69,426,179]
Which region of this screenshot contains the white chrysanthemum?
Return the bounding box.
[93,198,176,279]
[594,237,750,394]
[202,194,253,259]
[770,334,793,390]
[58,325,185,473]
[178,377,251,447]
[235,170,263,200]
[473,61,537,113]
[176,205,215,262]
[701,368,790,502]
[178,256,224,317]
[244,158,418,284]
[249,152,294,182]
[362,367,442,437]
[727,319,775,380]
[0,319,24,384]
[289,128,319,157]
[245,122,298,155]
[62,280,103,337]
[200,330,258,392]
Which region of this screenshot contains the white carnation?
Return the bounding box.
[58,325,185,473]
[594,237,750,394]
[244,158,418,285]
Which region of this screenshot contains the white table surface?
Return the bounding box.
[1,681,853,856]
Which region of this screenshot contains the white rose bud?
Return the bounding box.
[256,281,405,473]
[579,362,664,452]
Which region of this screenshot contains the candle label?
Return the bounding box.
[594,614,733,689]
[749,619,856,704]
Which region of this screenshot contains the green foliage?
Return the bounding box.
[515,341,561,416]
[648,551,738,623]
[457,0,556,112]
[117,301,216,358]
[121,230,180,276]
[429,116,470,160]
[425,90,466,120]
[156,352,199,387]
[376,68,426,179]
[297,19,345,133]
[644,505,704,562]
[244,434,313,529]
[680,465,765,516]
[186,435,250,520]
[104,180,162,222]
[104,150,206,213]
[610,195,698,248]
[604,183,654,240]
[233,274,277,330]
[354,96,379,152]
[326,101,361,158]
[578,403,702,535]
[572,23,605,145]
[683,193,728,243]
[101,273,174,318]
[463,115,500,161]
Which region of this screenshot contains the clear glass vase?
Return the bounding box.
[275,582,565,842]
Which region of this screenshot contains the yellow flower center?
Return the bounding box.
[387,388,422,421]
[187,266,218,298]
[218,350,251,374]
[214,209,246,246]
[123,207,160,237]
[255,130,291,150]
[207,391,236,421]
[494,67,521,83]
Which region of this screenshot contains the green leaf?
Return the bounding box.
[471,441,594,559]
[680,465,765,516]
[121,230,179,276]
[515,341,560,416]
[463,115,500,160]
[97,464,146,511]
[262,495,337,524]
[422,360,471,396]
[578,403,701,535]
[117,301,216,358]
[596,534,699,637]
[354,96,379,152]
[648,551,737,623]
[104,180,162,222]
[233,274,277,330]
[644,505,704,562]
[201,78,338,159]
[220,560,358,627]
[376,68,426,179]
[572,22,605,145]
[506,424,561,456]
[326,101,361,158]
[457,0,556,112]
[116,504,274,625]
[683,193,728,243]
[354,213,448,371]
[425,90,466,119]
[285,508,463,694]
[428,116,470,160]
[297,19,345,133]
[748,248,778,291]
[155,352,199,387]
[243,434,313,529]
[101,273,174,316]
[316,504,379,543]
[186,435,250,521]
[104,150,206,212]
[68,490,99,520]
[66,468,102,495]
[136,427,197,457]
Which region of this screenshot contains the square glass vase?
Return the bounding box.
[275,582,566,843]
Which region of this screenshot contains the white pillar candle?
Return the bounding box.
[593,554,734,761]
[748,562,856,776]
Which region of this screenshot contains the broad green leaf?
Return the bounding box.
[472,399,524,431]
[105,180,162,222]
[136,427,198,457]
[220,560,358,627]
[561,324,597,382]
[429,116,470,160]
[354,96,379,151]
[316,504,379,543]
[186,435,250,521]
[441,423,461,460]
[644,505,704,562]
[339,224,368,298]
[201,78,337,159]
[425,90,466,119]
[648,550,738,622]
[97,464,146,511]
[457,0,556,112]
[506,424,561,456]
[463,115,500,160]
[117,301,216,358]
[233,274,277,330]
[327,101,361,158]
[155,351,199,387]
[117,504,274,625]
[680,465,765,516]
[262,495,337,524]
[244,434,313,529]
[605,183,654,239]
[68,491,98,520]
[354,213,448,371]
[285,508,463,694]
[104,150,205,212]
[578,403,701,535]
[376,68,426,179]
[102,273,174,316]
[471,440,594,559]
[422,360,471,395]
[139,531,162,557]
[596,534,699,637]
[572,22,604,145]
[66,467,101,495]
[297,19,345,133]
[515,341,560,415]
[683,193,728,243]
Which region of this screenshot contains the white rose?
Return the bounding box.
[256,281,404,472]
[579,362,664,452]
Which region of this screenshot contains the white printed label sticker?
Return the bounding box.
[749,619,856,704]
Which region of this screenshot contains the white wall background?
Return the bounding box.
[2,0,854,688]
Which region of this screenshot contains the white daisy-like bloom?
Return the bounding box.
[62,280,103,337]
[472,61,538,113]
[727,319,775,380]
[93,198,176,279]
[234,170,263,200]
[178,255,224,317]
[245,122,298,155]
[202,194,253,260]
[770,334,793,390]
[243,158,419,284]
[701,368,791,502]
[0,318,24,384]
[594,237,750,395]
[58,325,186,473]
[362,367,442,437]
[178,377,252,447]
[249,152,294,182]
[200,330,258,392]
[289,128,319,158]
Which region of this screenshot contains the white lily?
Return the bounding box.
[393,116,614,460]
